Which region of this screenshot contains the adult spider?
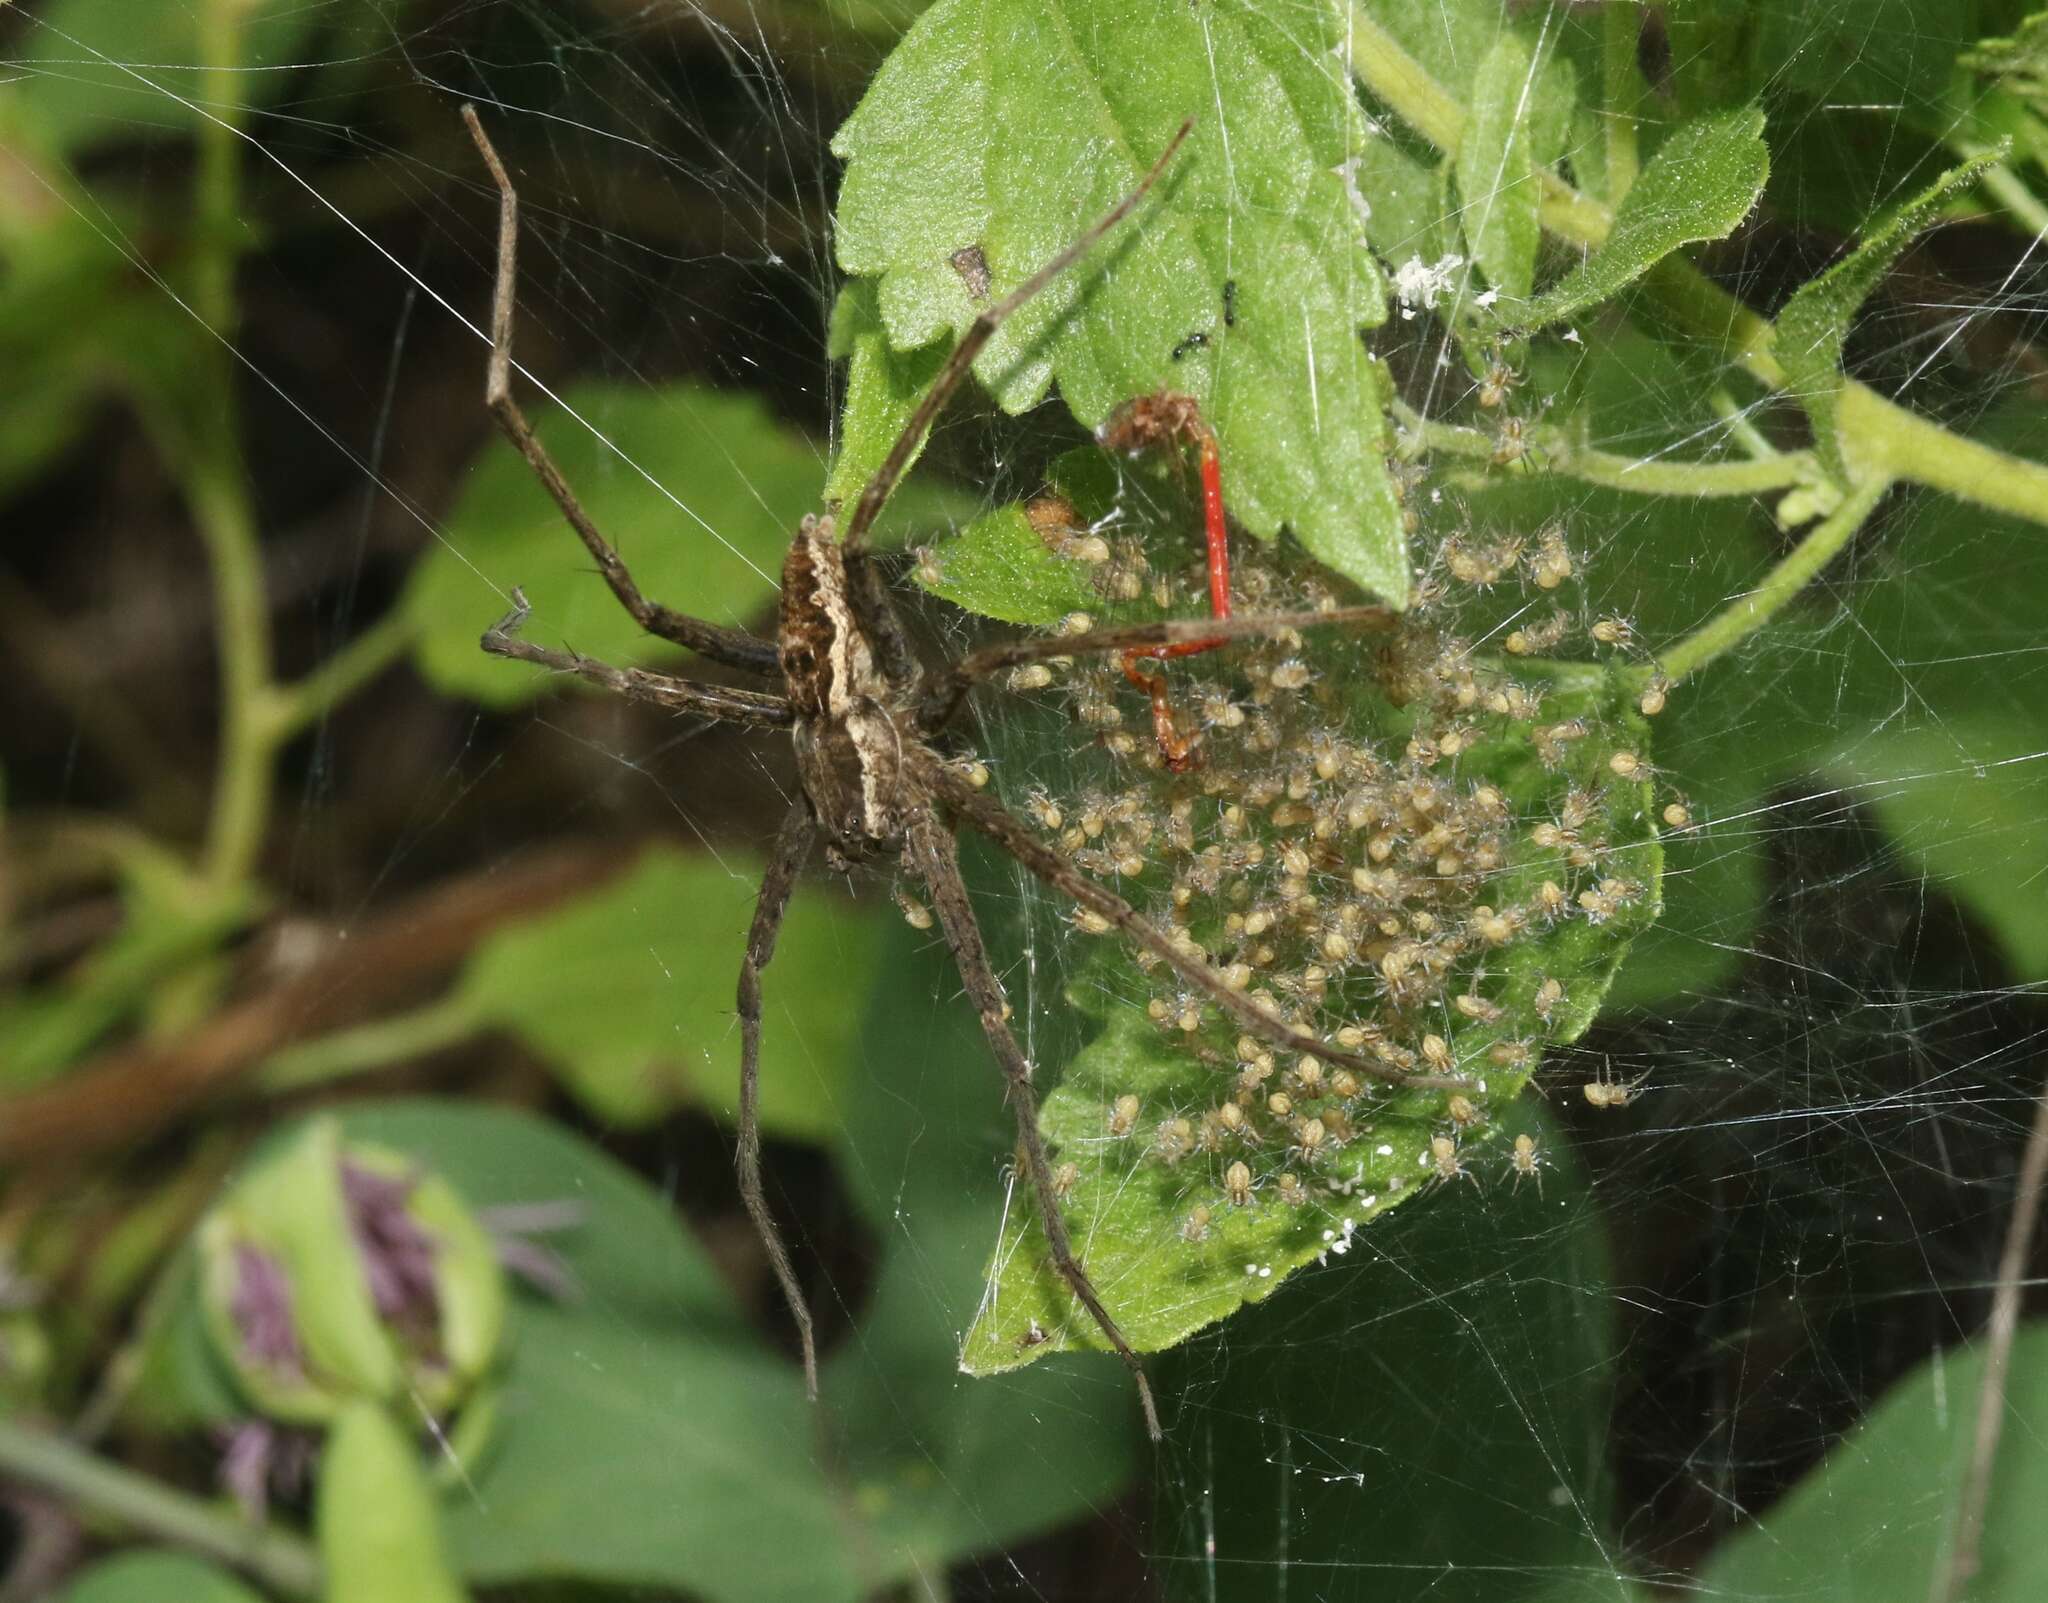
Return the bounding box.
[460,108,1464,1440]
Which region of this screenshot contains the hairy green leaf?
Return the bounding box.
[941,457,1662,1369]
[452,846,882,1136]
[1525,106,1769,328]
[912,502,1103,625]
[832,0,1409,603]
[1458,32,1542,301]
[1776,150,2001,482]
[1703,1322,2048,1600]
[60,1552,267,1603]
[825,278,953,516]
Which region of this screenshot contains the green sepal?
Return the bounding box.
[318,1400,471,1603]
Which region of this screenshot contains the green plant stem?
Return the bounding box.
[257,993,482,1092]
[1344,6,2048,530]
[1836,383,2048,522]
[265,608,418,738]
[1393,402,1816,497]
[181,0,276,895]
[1960,146,2048,238]
[1658,474,1892,683]
[0,1418,321,1598]
[1706,387,1780,461]
[178,442,276,893]
[1601,1,1641,204]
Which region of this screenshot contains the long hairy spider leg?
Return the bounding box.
[905,813,1164,1443]
[920,606,1394,733]
[483,589,793,727]
[842,118,1195,552]
[1119,431,1233,766]
[915,751,1468,1092]
[461,106,778,676]
[736,800,822,1397]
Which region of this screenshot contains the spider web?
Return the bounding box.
[5,1,2048,1600]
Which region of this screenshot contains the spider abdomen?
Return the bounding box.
[780,514,908,858]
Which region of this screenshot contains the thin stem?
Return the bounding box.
[1658,475,1891,683]
[1393,402,1818,497]
[257,993,481,1092]
[1601,1,1641,205]
[1932,1063,2048,1603]
[1706,387,1781,462]
[1962,148,2048,239]
[182,0,275,894]
[0,1418,321,1598]
[262,608,418,739]
[179,442,276,892]
[1838,382,2048,525]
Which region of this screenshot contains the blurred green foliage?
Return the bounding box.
[7,0,2048,1600]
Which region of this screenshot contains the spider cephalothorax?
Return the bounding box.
[778,513,913,863]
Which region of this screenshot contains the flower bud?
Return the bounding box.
[197,1117,505,1426]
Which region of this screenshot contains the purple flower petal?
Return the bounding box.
[230,1243,302,1373]
[340,1158,440,1339]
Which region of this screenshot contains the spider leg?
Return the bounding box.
[462,106,779,678]
[904,812,1164,1443]
[846,549,925,694]
[840,119,1194,553]
[484,589,792,727]
[736,800,822,1397]
[914,749,1468,1093]
[919,606,1394,733]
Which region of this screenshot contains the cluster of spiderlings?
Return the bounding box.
[998,494,1673,1227]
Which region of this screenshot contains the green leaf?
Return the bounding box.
[1154,1101,1632,1603]
[1524,106,1769,328]
[912,503,1102,625]
[960,617,1662,1369]
[405,383,815,706]
[1457,33,1542,301]
[446,1306,862,1603]
[60,1551,267,1603]
[1826,718,2048,982]
[4,0,325,157]
[831,0,1409,604]
[319,1400,471,1603]
[1702,1322,2048,1600]
[825,277,952,515]
[450,845,883,1136]
[1775,150,2002,482]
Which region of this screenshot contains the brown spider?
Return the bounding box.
[460,108,1466,1441]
